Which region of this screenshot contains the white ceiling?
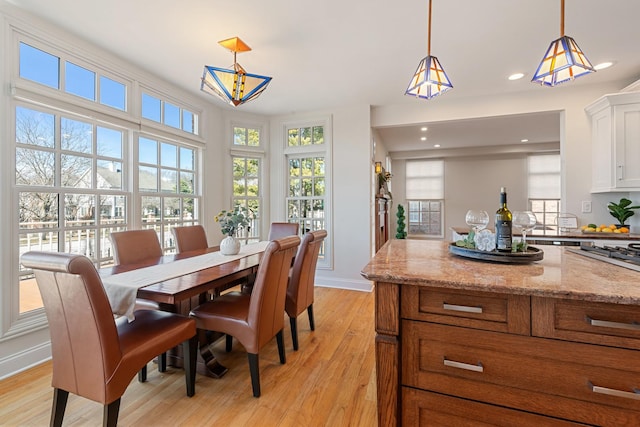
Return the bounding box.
[6,0,640,152]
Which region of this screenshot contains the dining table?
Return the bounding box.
[99,241,269,378]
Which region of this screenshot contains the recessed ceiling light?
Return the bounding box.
[434,144,441,148]
[421,127,428,131]
[420,137,427,141]
[594,61,613,70]
[508,73,525,81]
[521,139,529,143]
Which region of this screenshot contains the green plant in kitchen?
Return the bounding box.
[607,197,640,226]
[396,204,407,239]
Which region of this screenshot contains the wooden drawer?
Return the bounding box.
[533,296,640,350]
[402,388,588,426]
[402,320,640,426]
[401,285,530,335]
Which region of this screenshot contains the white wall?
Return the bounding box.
[269,105,373,292]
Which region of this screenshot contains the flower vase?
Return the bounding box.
[220,235,241,255]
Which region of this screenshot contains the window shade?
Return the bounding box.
[528,154,560,199]
[406,160,444,199]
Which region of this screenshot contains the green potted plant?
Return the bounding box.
[607,197,640,226]
[396,204,407,239]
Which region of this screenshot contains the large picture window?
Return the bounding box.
[230,126,264,241]
[13,37,203,320]
[283,121,330,267]
[16,104,128,313]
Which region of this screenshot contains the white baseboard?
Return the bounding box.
[315,276,373,292]
[0,341,51,380]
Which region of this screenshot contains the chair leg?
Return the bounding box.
[276,329,286,364]
[138,364,147,382]
[225,334,233,352]
[289,316,299,351]
[158,352,167,372]
[50,388,68,427]
[183,336,198,397]
[103,398,120,427]
[307,304,315,331]
[248,353,261,397]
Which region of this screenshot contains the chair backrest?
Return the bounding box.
[172,225,209,253]
[247,236,300,351]
[286,230,327,318]
[20,251,122,403]
[268,222,299,240]
[110,229,162,265]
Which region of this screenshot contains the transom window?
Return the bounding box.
[19,42,127,111]
[141,92,198,135]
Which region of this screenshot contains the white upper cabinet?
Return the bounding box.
[586,92,640,192]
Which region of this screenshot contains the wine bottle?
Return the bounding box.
[495,187,512,252]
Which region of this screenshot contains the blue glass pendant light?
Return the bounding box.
[406,0,453,100]
[201,37,272,106]
[531,0,595,86]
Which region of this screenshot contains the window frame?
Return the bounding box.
[282,117,332,269]
[228,122,266,241]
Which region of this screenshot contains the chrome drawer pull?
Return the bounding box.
[443,303,483,314]
[591,384,640,400]
[587,317,640,331]
[443,358,484,373]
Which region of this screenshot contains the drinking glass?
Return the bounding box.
[465,210,489,233]
[513,211,537,247]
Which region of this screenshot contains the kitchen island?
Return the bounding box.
[361,239,640,426]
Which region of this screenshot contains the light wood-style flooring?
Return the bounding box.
[0,287,377,427]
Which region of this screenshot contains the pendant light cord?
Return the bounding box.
[560,0,565,36]
[427,0,432,55]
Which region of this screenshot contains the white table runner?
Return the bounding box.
[102,241,269,320]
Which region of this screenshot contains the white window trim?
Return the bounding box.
[279,116,333,270]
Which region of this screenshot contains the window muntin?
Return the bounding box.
[232,156,261,242]
[287,155,326,234]
[407,200,444,237]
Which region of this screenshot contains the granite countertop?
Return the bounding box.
[361,239,640,305]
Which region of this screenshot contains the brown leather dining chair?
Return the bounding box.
[110,228,163,265]
[267,222,299,240]
[20,251,197,427]
[286,230,327,350]
[172,224,210,254]
[109,228,167,374]
[189,236,300,397]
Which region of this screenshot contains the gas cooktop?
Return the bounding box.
[568,242,640,272]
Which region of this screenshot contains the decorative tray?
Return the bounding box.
[448,243,544,264]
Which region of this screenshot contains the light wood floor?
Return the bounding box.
[0,287,377,427]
